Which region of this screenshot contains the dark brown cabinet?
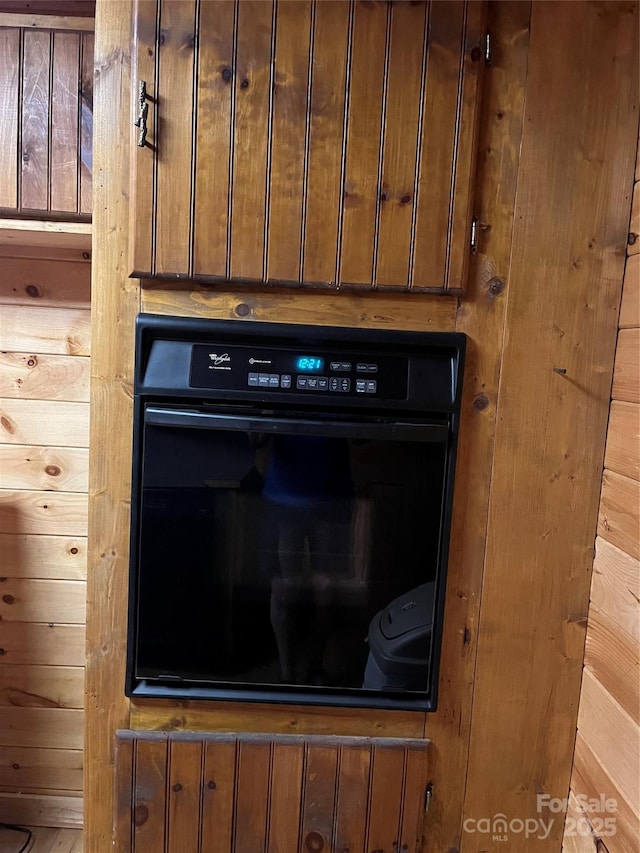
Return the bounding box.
[130,0,485,292]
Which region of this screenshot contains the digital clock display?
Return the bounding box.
[296,356,324,372]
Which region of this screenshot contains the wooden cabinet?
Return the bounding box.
[130,0,485,293]
[115,730,430,852]
[0,23,93,220]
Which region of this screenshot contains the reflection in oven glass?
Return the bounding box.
[136,424,446,695]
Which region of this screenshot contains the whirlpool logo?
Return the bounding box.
[208,352,231,366]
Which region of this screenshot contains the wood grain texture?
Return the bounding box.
[0,27,20,208]
[0,532,86,579]
[462,3,638,850]
[0,489,88,536]
[154,0,196,276]
[130,697,424,738]
[115,731,429,852]
[0,305,91,356]
[0,445,88,492]
[266,0,311,283]
[612,327,640,402]
[0,824,83,852]
[21,29,51,211]
[629,178,639,255]
[0,746,83,793]
[375,0,425,288]
[571,731,639,853]
[0,399,89,447]
[230,0,273,281]
[604,400,640,481]
[0,256,91,308]
[0,352,90,402]
[0,577,86,623]
[423,4,530,850]
[0,219,91,250]
[0,664,84,709]
[590,536,639,645]
[192,0,234,279]
[85,0,137,848]
[302,0,349,286]
[339,0,387,287]
[79,31,93,216]
[583,606,639,725]
[0,792,82,828]
[1,707,83,749]
[577,669,639,817]
[129,0,157,278]
[561,790,600,853]
[598,469,640,560]
[51,31,80,213]
[620,252,639,328]
[0,621,85,666]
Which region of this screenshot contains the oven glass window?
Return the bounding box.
[135,418,447,699]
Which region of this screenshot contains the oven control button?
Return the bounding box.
[357,363,379,373]
[366,379,377,393]
[341,362,352,372]
[258,374,270,387]
[248,373,259,387]
[280,374,292,389]
[317,377,328,391]
[331,362,351,372]
[268,374,280,387]
[296,376,308,389]
[307,377,318,390]
[356,379,367,393]
[330,361,341,372]
[340,378,351,392]
[329,377,339,391]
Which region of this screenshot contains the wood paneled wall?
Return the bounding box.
[0,20,93,220]
[562,130,640,853]
[0,245,90,828]
[86,1,639,851]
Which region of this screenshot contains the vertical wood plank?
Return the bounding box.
[230,0,273,281]
[50,31,80,213]
[302,0,349,286]
[399,747,430,852]
[0,28,20,209]
[233,740,271,853]
[266,0,311,284]
[266,741,304,853]
[166,739,203,853]
[299,744,338,853]
[114,734,134,853]
[366,744,405,851]
[445,0,485,291]
[462,3,638,849]
[129,0,158,277]
[412,1,465,290]
[192,0,235,279]
[21,29,51,211]
[339,0,387,287]
[333,744,371,853]
[375,0,426,288]
[79,31,93,217]
[154,0,196,276]
[200,737,237,853]
[133,737,168,853]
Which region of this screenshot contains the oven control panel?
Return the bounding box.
[190,344,408,400]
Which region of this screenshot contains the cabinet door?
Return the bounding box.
[115,730,430,852]
[129,0,485,292]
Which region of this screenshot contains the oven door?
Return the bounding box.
[128,404,451,709]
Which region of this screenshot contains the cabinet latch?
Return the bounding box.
[470,217,479,254]
[425,782,434,812]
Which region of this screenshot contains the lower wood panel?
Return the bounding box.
[0,351,90,402]
[0,791,83,829]
[0,532,87,579]
[0,746,83,792]
[0,578,86,623]
[0,254,91,308]
[115,731,429,853]
[0,707,83,749]
[0,622,86,666]
[0,304,91,357]
[0,445,89,492]
[0,399,90,447]
[0,489,88,536]
[0,663,84,709]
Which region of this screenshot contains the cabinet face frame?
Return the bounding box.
[129,0,486,293]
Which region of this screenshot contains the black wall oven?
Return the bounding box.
[126,314,465,711]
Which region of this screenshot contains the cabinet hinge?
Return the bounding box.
[425,782,434,812]
[485,32,492,66]
[470,217,479,254]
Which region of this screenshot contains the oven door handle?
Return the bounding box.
[144,407,448,443]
